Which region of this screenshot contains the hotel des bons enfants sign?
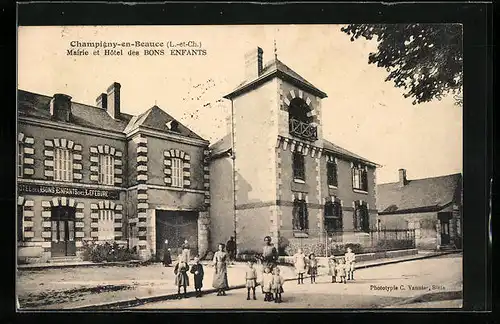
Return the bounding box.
[18,183,120,200]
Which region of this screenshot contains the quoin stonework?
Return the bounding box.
[17,83,210,262]
[209,47,380,254]
[17,47,384,264]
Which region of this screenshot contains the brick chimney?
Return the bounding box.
[244,47,263,80]
[106,82,121,119]
[96,93,107,109]
[398,168,407,187]
[49,94,72,122]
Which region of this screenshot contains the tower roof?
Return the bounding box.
[224,58,328,100]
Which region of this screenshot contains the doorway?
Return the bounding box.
[155,210,198,261]
[438,212,451,245]
[51,206,76,257]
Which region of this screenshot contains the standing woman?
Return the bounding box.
[163,239,172,267]
[212,243,229,296]
[181,239,191,263]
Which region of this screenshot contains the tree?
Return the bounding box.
[341,24,463,105]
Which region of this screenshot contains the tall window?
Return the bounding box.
[352,165,368,191]
[293,152,305,182]
[325,200,342,232]
[18,143,23,178]
[54,148,73,182]
[292,199,309,232]
[99,154,115,185]
[17,205,23,242]
[171,158,183,187]
[354,202,370,232]
[327,161,338,187]
[98,209,115,241]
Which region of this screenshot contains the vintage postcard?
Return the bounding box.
[16,24,463,310]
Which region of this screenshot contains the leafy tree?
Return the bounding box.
[341,24,463,105]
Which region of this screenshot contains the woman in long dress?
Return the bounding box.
[212,243,229,296]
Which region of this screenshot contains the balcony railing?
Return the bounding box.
[289,118,318,141]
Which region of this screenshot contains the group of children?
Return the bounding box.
[245,261,285,303]
[173,255,204,299]
[172,247,356,301]
[293,247,356,285]
[327,247,356,284]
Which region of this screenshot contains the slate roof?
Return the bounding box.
[224,58,328,100]
[323,139,378,166]
[209,133,377,166]
[209,133,232,158]
[18,90,205,141]
[123,105,205,140]
[377,173,462,215]
[18,90,133,133]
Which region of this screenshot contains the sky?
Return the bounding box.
[17,25,463,184]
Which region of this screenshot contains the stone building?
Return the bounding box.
[377,169,463,250]
[209,47,379,254]
[17,83,210,263]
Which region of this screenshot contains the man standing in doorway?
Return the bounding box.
[226,236,236,265]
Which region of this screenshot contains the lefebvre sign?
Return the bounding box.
[18,183,120,200]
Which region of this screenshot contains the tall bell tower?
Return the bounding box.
[223,47,328,252]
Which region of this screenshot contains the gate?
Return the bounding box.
[155,211,198,261]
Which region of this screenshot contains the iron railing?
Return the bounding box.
[289,118,318,141]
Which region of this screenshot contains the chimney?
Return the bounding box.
[96,93,107,109]
[398,169,407,187]
[49,94,72,122]
[106,82,121,119]
[244,47,263,80]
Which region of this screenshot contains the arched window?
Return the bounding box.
[325,199,342,233]
[288,98,312,123]
[288,97,317,141]
[354,201,370,233]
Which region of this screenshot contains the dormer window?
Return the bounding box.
[166,120,180,133]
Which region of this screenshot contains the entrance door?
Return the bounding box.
[51,206,76,257]
[155,211,198,260]
[440,219,450,245]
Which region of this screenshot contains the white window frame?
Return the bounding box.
[99,154,115,185]
[171,157,183,187]
[18,143,24,178]
[98,209,115,241]
[54,148,73,182]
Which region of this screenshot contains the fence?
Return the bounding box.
[276,228,416,257]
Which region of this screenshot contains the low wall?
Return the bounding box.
[277,248,418,267]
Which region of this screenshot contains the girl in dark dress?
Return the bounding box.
[190,256,204,297]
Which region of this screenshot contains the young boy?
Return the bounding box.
[261,266,273,302]
[190,256,204,297]
[245,260,258,300]
[271,267,284,303]
[345,247,356,280]
[174,254,190,298]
